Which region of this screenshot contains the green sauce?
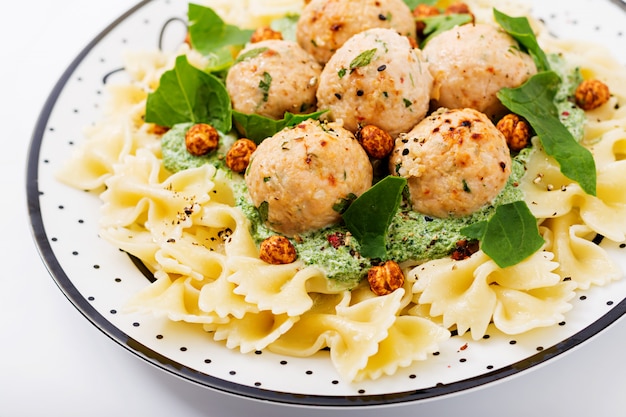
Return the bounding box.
[160,52,584,290]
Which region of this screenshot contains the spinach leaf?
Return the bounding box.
[461,201,544,268]
[187,3,253,55]
[145,55,232,132]
[493,8,550,72]
[232,110,328,144]
[497,71,597,196]
[342,176,407,260]
[418,14,473,47]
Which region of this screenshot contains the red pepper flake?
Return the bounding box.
[561,111,570,117]
[459,343,469,351]
[327,232,346,249]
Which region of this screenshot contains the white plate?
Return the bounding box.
[27,0,626,407]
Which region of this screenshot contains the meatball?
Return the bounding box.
[422,23,537,119]
[389,108,512,218]
[316,28,433,138]
[296,0,416,64]
[226,40,322,120]
[245,119,373,236]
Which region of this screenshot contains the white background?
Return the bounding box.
[2,1,625,416]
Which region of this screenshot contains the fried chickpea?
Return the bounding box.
[496,113,531,152]
[148,124,170,135]
[185,123,219,156]
[575,79,610,111]
[250,26,283,43]
[356,124,394,159]
[367,260,405,296]
[226,138,257,173]
[445,2,474,21]
[259,235,297,265]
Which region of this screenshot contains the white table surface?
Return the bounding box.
[2,1,625,416]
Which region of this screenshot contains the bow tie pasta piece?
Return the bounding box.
[354,316,450,382]
[541,212,623,290]
[210,311,299,354]
[228,258,340,316]
[194,204,259,258]
[269,290,405,382]
[411,248,574,340]
[198,271,260,320]
[153,236,227,281]
[125,270,230,325]
[99,226,160,271]
[521,135,626,243]
[492,281,575,335]
[100,150,215,235]
[412,253,496,340]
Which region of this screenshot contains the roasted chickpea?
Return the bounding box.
[575,79,610,111]
[496,113,531,152]
[356,124,394,159]
[226,138,257,173]
[367,260,405,296]
[148,124,170,136]
[250,26,283,43]
[445,2,474,22]
[185,123,219,156]
[259,235,297,264]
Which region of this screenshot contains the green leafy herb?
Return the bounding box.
[403,98,412,108]
[232,110,328,144]
[145,55,232,132]
[259,72,272,102]
[234,47,269,64]
[418,14,473,47]
[497,71,597,196]
[493,8,550,72]
[350,48,377,70]
[461,201,544,268]
[342,176,407,260]
[187,3,253,55]
[338,68,347,79]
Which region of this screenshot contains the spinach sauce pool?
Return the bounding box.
[160,53,584,290]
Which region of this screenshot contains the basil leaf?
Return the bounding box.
[188,3,253,55]
[342,176,407,260]
[461,201,544,268]
[493,8,550,72]
[232,110,328,144]
[145,55,232,132]
[497,71,597,196]
[418,14,473,47]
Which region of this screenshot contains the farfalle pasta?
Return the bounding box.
[56,0,626,382]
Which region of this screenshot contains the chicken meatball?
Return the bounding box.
[389,108,512,218]
[296,0,416,64]
[317,28,433,138]
[423,23,537,119]
[226,40,322,120]
[245,119,373,236]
